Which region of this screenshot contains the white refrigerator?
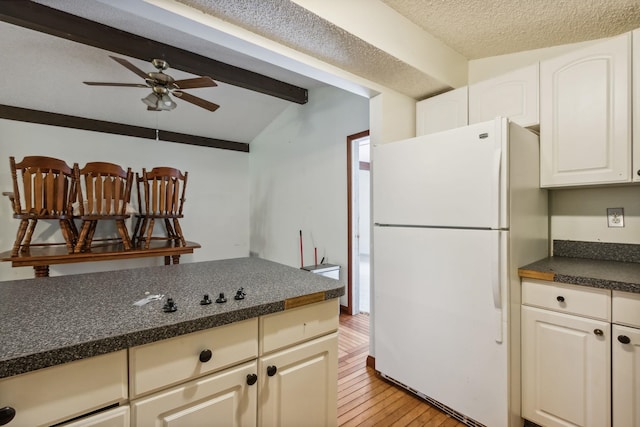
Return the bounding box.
[372,118,548,427]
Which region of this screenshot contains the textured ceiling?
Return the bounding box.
[382,0,640,59]
[176,0,448,98]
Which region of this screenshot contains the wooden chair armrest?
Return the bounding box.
[2,192,16,211]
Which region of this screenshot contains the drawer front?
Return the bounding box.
[613,291,640,328]
[522,279,611,320]
[260,299,339,354]
[0,350,127,427]
[59,405,129,427]
[130,318,257,398]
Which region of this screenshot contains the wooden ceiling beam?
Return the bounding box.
[0,1,308,104]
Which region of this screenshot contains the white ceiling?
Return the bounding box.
[4,0,640,144]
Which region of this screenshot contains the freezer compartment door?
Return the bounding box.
[373,119,506,229]
[373,226,509,427]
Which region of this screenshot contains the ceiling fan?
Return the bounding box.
[83,56,220,112]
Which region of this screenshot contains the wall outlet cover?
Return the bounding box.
[607,207,624,228]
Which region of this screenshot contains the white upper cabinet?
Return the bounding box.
[633,29,640,182]
[540,33,632,187]
[469,64,539,127]
[416,86,468,136]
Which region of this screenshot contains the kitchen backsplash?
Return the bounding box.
[553,239,640,263]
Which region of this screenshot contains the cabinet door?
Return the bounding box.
[522,306,610,427]
[540,33,631,187]
[633,30,640,182]
[612,324,640,427]
[259,333,337,427]
[469,64,539,127]
[131,361,257,427]
[416,86,468,136]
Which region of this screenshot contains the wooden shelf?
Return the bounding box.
[1,241,201,277]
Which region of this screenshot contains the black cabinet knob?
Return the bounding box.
[637,169,640,177]
[199,349,213,363]
[267,365,278,377]
[618,335,631,344]
[246,373,258,386]
[0,407,16,426]
[594,329,604,336]
[556,296,565,303]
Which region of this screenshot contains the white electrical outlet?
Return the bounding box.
[607,208,624,228]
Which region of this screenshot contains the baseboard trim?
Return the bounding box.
[366,355,375,369]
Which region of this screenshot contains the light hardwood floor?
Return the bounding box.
[338,313,467,427]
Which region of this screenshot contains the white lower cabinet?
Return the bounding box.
[131,361,257,426]
[522,305,611,427]
[0,350,128,427]
[612,324,640,427]
[259,333,338,427]
[612,290,640,427]
[0,299,339,427]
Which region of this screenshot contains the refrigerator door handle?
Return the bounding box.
[490,147,502,230]
[491,232,503,343]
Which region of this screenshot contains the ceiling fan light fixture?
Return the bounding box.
[160,93,176,109]
[142,92,159,108]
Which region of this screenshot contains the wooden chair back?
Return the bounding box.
[73,162,133,253]
[5,156,78,256]
[76,162,133,218]
[133,167,188,248]
[138,167,188,218]
[9,156,76,219]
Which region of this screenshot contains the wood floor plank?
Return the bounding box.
[338,313,467,427]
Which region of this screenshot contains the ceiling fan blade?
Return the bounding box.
[172,76,217,89]
[173,91,220,112]
[83,82,149,87]
[109,55,149,79]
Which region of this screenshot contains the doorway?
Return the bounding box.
[346,130,370,315]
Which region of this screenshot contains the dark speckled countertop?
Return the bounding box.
[0,257,344,379]
[519,240,640,294]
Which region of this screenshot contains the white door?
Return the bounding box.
[540,32,631,187]
[416,86,468,136]
[469,64,539,127]
[373,226,508,427]
[522,306,611,427]
[612,324,640,427]
[259,333,338,427]
[131,361,257,426]
[373,118,505,229]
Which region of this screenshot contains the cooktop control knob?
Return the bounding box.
[235,287,246,300]
[200,294,212,305]
[216,292,227,303]
[163,298,177,313]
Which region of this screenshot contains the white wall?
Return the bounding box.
[550,186,640,246]
[248,85,369,306]
[0,119,249,281]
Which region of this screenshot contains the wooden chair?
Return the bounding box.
[3,156,78,256]
[133,167,188,249]
[74,162,133,253]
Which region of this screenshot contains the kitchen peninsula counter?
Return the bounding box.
[0,257,344,379]
[518,240,640,293]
